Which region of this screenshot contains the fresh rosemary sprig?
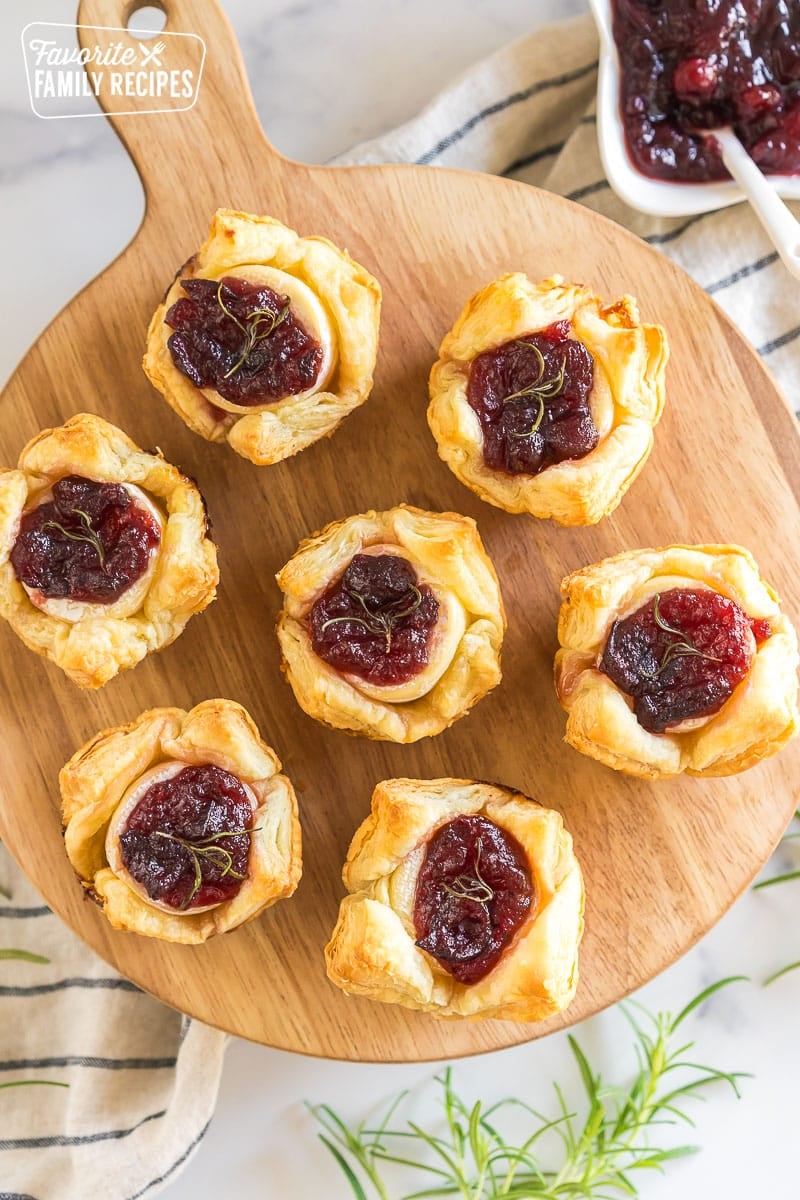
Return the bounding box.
[216,281,291,379]
[321,585,424,654]
[441,841,494,905]
[755,810,800,986]
[42,508,105,567]
[508,341,567,440]
[153,827,251,910]
[310,977,747,1200]
[642,593,721,679]
[1,949,69,1093]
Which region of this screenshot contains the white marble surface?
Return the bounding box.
[2,1,799,1197]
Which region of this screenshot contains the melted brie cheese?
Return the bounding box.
[204,264,337,414]
[22,483,165,623]
[105,762,257,916]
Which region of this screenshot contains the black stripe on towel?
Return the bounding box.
[645,212,715,245]
[759,324,800,356]
[416,60,598,164]
[504,114,597,175]
[0,977,141,997]
[0,1109,165,1151]
[706,252,779,295]
[0,1056,176,1072]
[128,1119,212,1200]
[0,906,51,919]
[566,179,609,202]
[505,138,567,174]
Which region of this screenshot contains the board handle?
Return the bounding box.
[75,0,289,211]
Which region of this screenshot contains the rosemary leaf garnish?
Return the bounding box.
[42,508,105,568]
[507,341,567,440]
[216,281,291,379]
[441,841,494,905]
[153,827,253,910]
[0,949,49,963]
[321,585,423,654]
[310,977,748,1199]
[0,948,69,1093]
[642,593,722,679]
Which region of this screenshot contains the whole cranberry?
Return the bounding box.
[737,84,783,117]
[673,57,718,100]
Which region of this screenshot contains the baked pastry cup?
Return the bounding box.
[555,544,799,779]
[428,273,668,525]
[0,413,218,689]
[276,505,505,742]
[143,208,381,466]
[325,778,584,1022]
[61,699,301,944]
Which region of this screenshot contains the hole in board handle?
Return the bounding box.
[126,2,167,39]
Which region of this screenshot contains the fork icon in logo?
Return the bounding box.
[138,40,166,67]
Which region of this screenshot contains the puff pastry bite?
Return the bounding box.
[555,544,799,779]
[428,273,668,525]
[276,506,505,742]
[325,778,584,1021]
[60,699,301,943]
[0,413,218,688]
[143,208,381,466]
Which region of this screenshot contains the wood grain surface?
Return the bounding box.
[1,0,799,1061]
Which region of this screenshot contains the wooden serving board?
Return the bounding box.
[1,0,799,1062]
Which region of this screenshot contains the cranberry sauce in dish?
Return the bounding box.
[466,322,599,476]
[10,475,162,605]
[611,1,800,182]
[165,275,324,406]
[117,765,255,912]
[600,587,771,734]
[413,814,533,984]
[309,553,440,687]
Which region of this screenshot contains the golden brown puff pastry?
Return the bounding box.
[427,273,668,526]
[276,505,505,743]
[143,208,381,466]
[554,544,799,779]
[325,778,584,1022]
[0,413,218,689]
[60,699,302,944]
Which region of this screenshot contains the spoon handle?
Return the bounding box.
[715,128,800,282]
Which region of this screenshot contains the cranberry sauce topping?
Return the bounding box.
[413,815,533,985]
[10,475,161,605]
[466,322,599,476]
[611,1,800,182]
[118,765,254,911]
[308,553,440,687]
[600,587,770,734]
[165,275,324,406]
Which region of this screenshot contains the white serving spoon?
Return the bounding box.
[704,127,800,281]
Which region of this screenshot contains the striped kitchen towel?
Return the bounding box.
[3,10,797,1200]
[0,844,224,1200]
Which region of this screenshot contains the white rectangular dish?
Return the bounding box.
[589,0,800,218]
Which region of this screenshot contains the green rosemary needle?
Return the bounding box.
[441,841,494,905]
[642,593,722,679]
[216,281,291,379]
[153,827,251,910]
[310,976,748,1200]
[42,508,105,567]
[320,585,424,654]
[0,949,69,1092]
[507,341,567,440]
